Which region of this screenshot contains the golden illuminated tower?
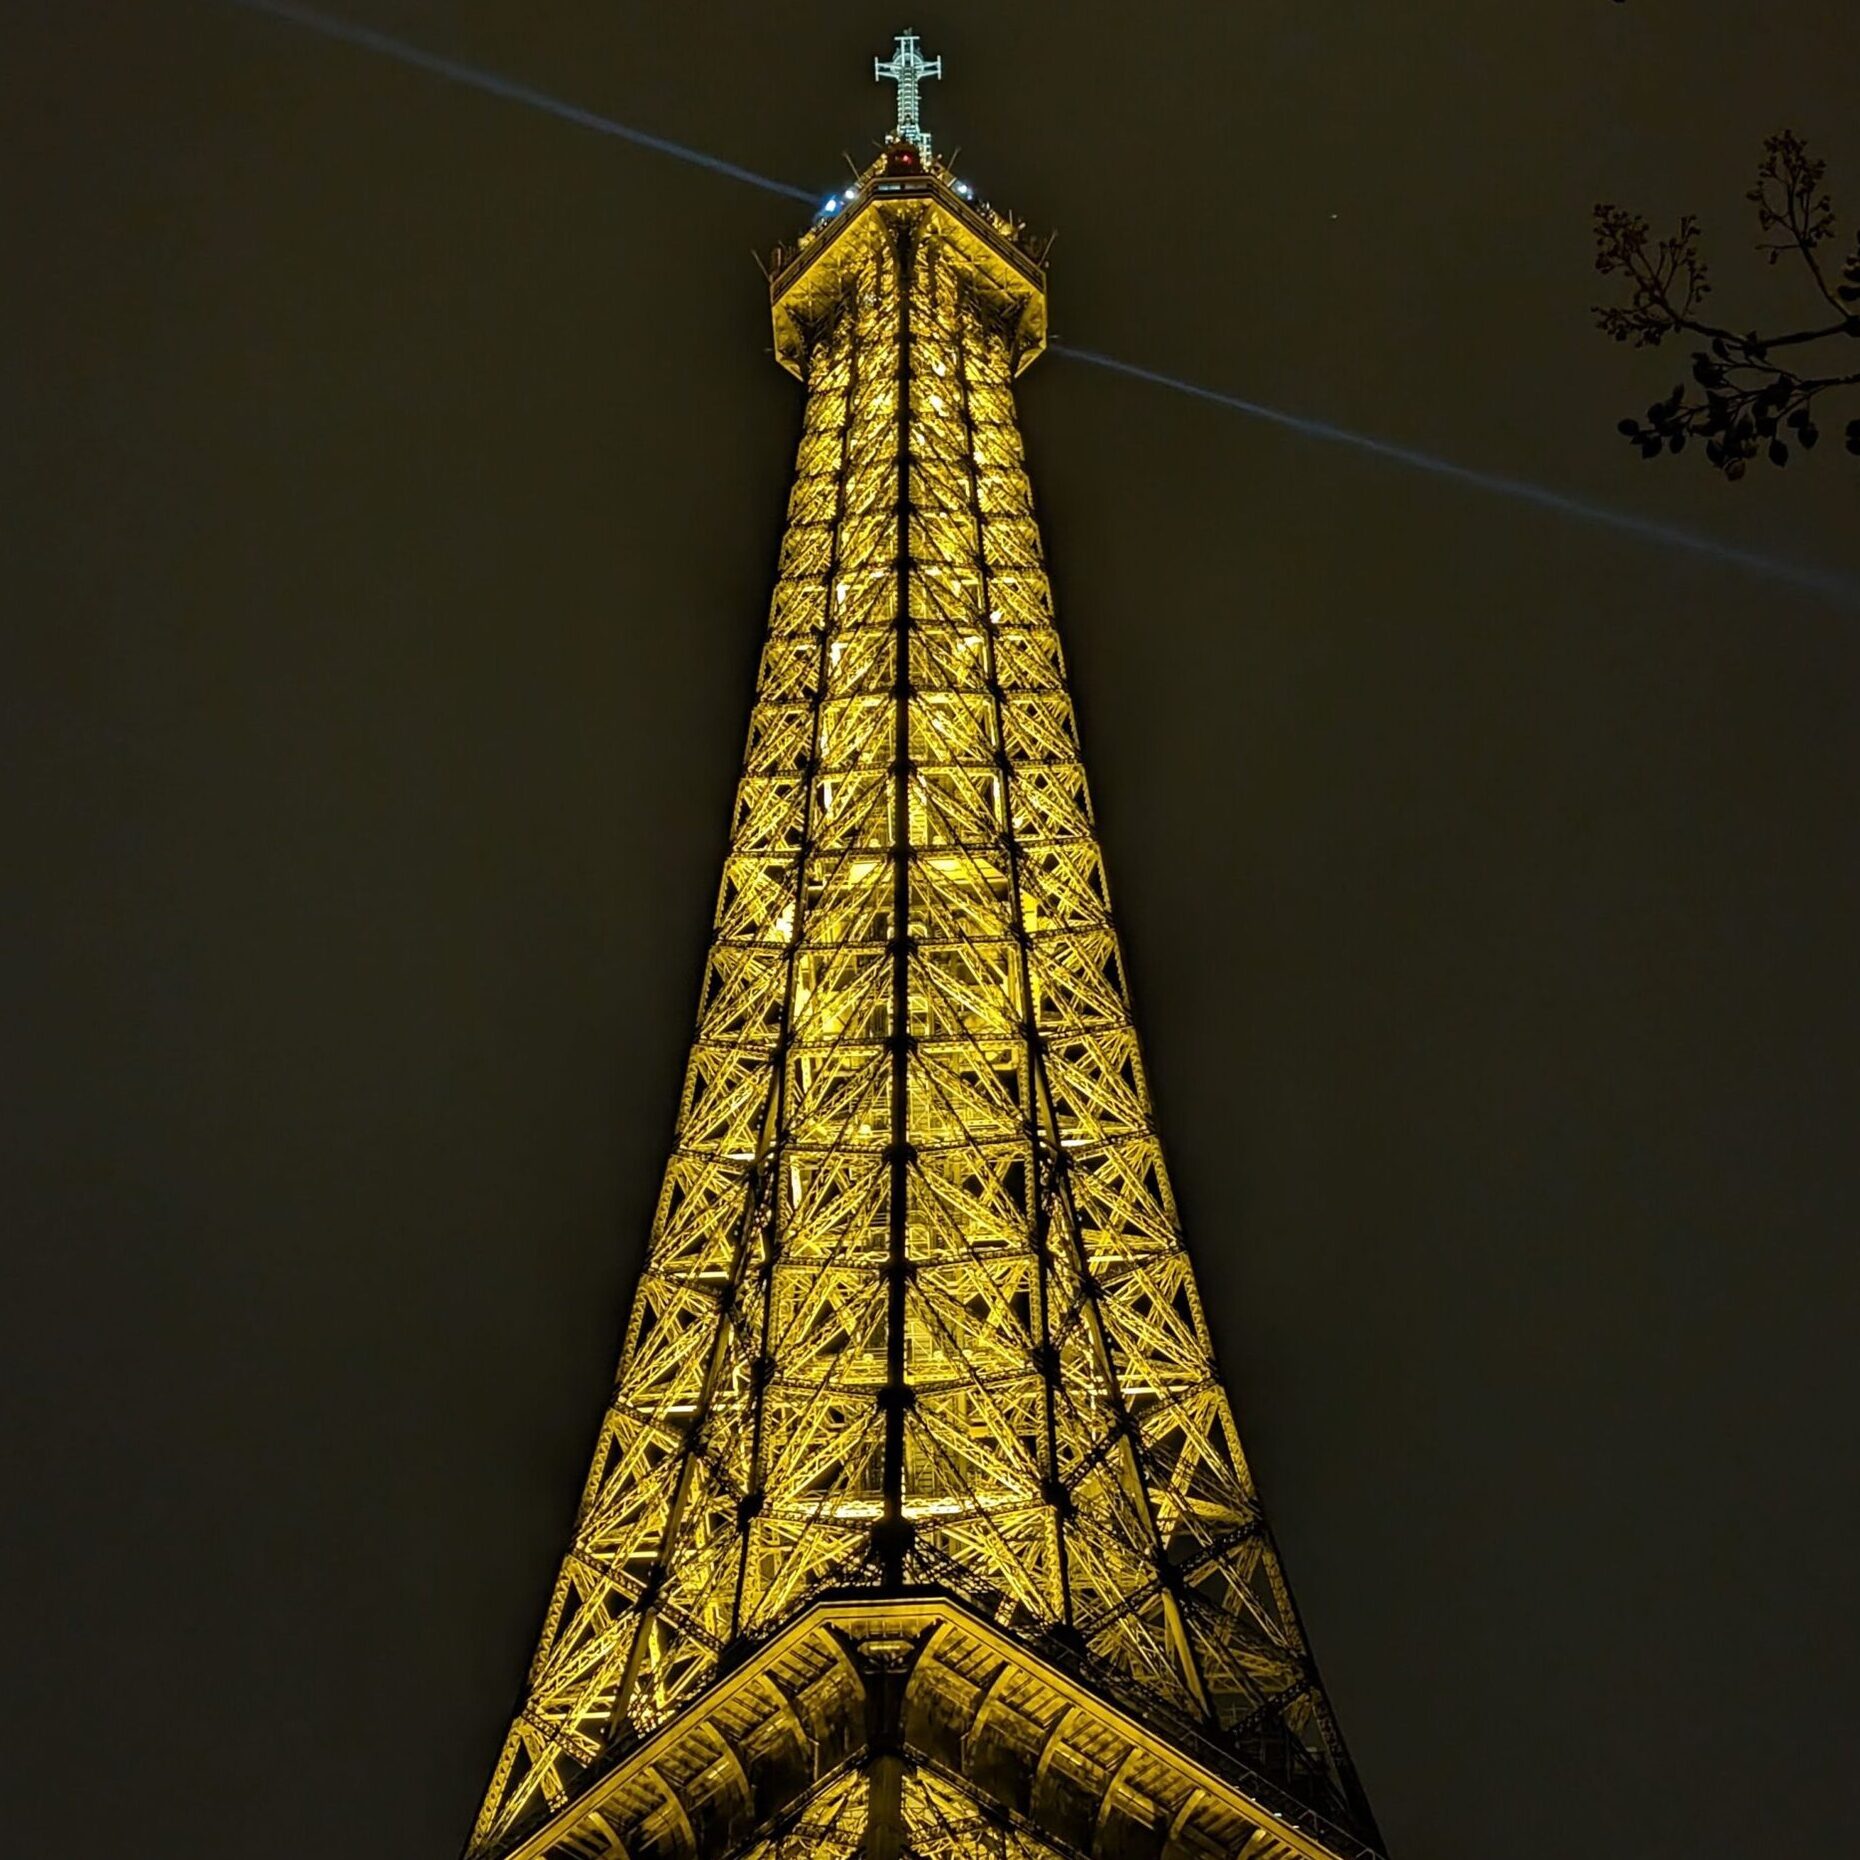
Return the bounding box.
[467,35,1383,1860]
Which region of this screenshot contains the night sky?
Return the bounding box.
[10,3,1860,1855]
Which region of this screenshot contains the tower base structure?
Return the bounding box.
[499,1591,1378,1860]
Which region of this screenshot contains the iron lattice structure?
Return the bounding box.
[469,66,1382,1860]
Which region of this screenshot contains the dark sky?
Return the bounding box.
[10,3,1860,1855]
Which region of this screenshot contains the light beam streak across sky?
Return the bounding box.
[228,0,816,202]
[1052,346,1860,606]
[227,0,1859,609]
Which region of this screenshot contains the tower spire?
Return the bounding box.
[873,26,941,159]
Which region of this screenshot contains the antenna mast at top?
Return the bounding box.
[874,27,942,159]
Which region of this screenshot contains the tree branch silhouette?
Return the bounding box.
[1594,132,1860,478]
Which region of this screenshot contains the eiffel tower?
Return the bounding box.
[467,34,1384,1860]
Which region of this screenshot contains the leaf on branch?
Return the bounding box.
[1841,238,1860,300]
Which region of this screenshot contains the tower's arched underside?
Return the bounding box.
[469,170,1381,1860]
[490,1597,1379,1860]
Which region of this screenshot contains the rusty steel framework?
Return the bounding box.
[468,47,1382,1860]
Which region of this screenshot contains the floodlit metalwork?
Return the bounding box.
[468,67,1382,1860]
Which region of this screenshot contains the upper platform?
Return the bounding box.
[769,139,1049,379]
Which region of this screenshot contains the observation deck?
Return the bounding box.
[769,140,1050,378]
